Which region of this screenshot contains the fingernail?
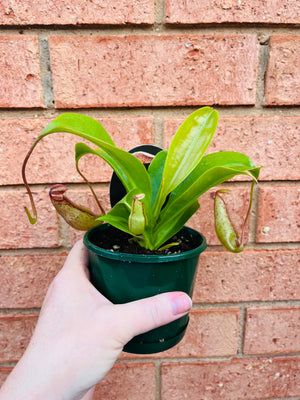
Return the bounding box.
[171,294,192,315]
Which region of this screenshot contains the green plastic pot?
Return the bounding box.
[84,224,206,354]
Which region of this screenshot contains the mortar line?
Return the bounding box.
[192,300,300,309]
[38,34,55,109]
[154,0,165,27]
[152,112,165,148]
[238,306,247,355]
[154,360,162,400]
[1,300,299,315]
[1,177,299,192]
[255,38,270,109]
[1,25,300,36]
[1,105,300,120]
[116,353,300,364]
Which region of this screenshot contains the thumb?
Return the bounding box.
[115,292,192,341]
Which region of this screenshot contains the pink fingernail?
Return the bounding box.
[171,294,192,315]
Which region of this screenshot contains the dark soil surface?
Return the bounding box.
[91,225,197,255]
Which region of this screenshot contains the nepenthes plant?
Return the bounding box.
[22,107,261,252]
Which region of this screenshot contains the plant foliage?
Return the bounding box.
[22,107,261,252]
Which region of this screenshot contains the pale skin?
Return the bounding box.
[0,240,192,400]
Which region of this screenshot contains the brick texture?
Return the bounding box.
[49,34,258,108]
[244,307,300,355]
[0,117,153,186]
[165,0,300,24]
[257,186,300,243]
[161,309,239,358]
[164,116,300,181]
[0,2,299,399]
[93,363,155,400]
[0,36,43,108]
[0,314,38,362]
[0,254,65,308]
[121,309,239,359]
[194,249,300,303]
[0,1,154,25]
[266,35,300,105]
[161,357,300,400]
[0,190,59,249]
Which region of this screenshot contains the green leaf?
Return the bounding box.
[172,151,260,199]
[23,113,115,223]
[147,150,167,206]
[75,143,130,192]
[152,200,200,249]
[153,107,218,217]
[40,113,115,146]
[152,152,261,248]
[42,114,151,197]
[75,142,153,227]
[97,188,139,235]
[165,107,218,189]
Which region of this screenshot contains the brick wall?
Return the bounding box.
[0,1,299,399]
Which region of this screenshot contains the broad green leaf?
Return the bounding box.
[152,200,200,249]
[153,157,261,248]
[23,113,115,223]
[147,150,167,206]
[172,151,260,200]
[22,112,153,226]
[75,143,131,192]
[97,194,134,236]
[75,142,153,225]
[164,107,218,190]
[153,107,218,216]
[41,116,152,197]
[40,113,115,146]
[97,188,144,235]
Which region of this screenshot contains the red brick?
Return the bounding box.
[0,36,43,108]
[0,190,59,249]
[244,307,300,355]
[194,249,300,303]
[93,363,155,400]
[0,0,154,25]
[164,115,300,181]
[165,0,300,24]
[0,117,153,186]
[187,186,253,246]
[161,357,300,400]
[0,314,38,362]
[121,309,239,359]
[49,34,258,108]
[0,254,66,308]
[265,35,300,105]
[256,186,300,243]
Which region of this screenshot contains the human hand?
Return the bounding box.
[0,240,192,400]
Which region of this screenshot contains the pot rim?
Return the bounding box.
[84,224,207,263]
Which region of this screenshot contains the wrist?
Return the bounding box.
[0,346,72,400]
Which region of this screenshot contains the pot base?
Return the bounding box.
[123,318,189,354]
